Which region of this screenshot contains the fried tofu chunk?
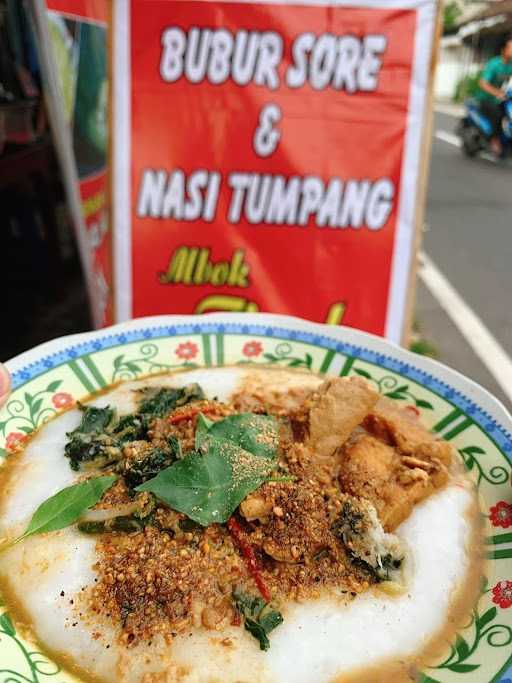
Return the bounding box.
[364,398,452,466]
[241,483,329,564]
[338,433,449,531]
[306,377,379,459]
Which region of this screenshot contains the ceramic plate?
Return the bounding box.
[1,313,511,683]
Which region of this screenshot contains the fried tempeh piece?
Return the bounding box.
[338,433,449,531]
[306,377,379,459]
[363,398,453,466]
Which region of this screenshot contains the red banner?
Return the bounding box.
[44,0,113,326]
[79,171,112,324]
[114,0,437,341]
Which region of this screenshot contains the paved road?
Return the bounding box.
[415,110,512,409]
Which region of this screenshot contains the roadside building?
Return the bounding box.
[435,0,512,101]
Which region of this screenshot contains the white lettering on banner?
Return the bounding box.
[266,176,302,224]
[159,28,386,92]
[286,33,387,92]
[253,103,282,157]
[185,27,211,83]
[367,178,394,229]
[137,169,395,230]
[137,169,221,222]
[160,27,282,88]
[137,170,167,217]
[160,27,186,82]
[226,173,394,229]
[254,33,282,89]
[209,30,234,84]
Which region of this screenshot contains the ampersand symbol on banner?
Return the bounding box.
[253,103,282,157]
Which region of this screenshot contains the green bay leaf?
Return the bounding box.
[197,413,279,460]
[137,449,233,525]
[137,438,273,526]
[16,475,117,543]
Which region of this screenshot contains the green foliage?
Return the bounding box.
[137,439,273,526]
[195,412,279,459]
[65,405,120,471]
[123,445,178,490]
[65,385,204,471]
[233,591,283,651]
[76,405,114,433]
[410,338,439,359]
[112,413,150,444]
[137,384,204,418]
[454,71,482,103]
[138,412,278,526]
[444,1,462,33]
[16,476,117,543]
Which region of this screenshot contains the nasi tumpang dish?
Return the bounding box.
[0,367,481,683]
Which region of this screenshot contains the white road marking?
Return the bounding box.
[434,104,464,117]
[419,252,512,405]
[435,130,499,164]
[435,130,461,147]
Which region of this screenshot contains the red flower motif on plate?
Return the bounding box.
[52,392,74,409]
[175,341,198,361]
[489,501,512,529]
[492,580,512,609]
[243,341,263,358]
[6,432,27,452]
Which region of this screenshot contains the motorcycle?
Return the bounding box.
[457,84,512,158]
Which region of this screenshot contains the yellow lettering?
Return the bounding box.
[325,302,346,325]
[195,295,260,314]
[183,248,199,284]
[211,263,229,286]
[158,246,250,288]
[159,246,189,283]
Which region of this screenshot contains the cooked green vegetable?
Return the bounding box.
[136,422,276,526]
[122,446,180,490]
[332,499,404,583]
[14,475,117,544]
[331,500,365,538]
[112,413,149,444]
[233,591,283,651]
[178,518,203,532]
[137,384,204,418]
[377,553,403,581]
[65,405,120,471]
[76,405,115,433]
[78,515,145,534]
[64,385,204,472]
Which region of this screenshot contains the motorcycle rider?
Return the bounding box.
[475,35,512,156]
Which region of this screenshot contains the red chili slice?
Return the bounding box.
[167,405,219,425]
[227,517,271,603]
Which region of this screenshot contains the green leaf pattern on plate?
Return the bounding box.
[0,380,64,449]
[0,607,61,681]
[353,368,434,409]
[111,342,197,382]
[433,588,512,676]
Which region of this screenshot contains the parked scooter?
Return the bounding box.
[457,84,512,158]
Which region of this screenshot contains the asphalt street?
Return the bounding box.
[415,110,512,409]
